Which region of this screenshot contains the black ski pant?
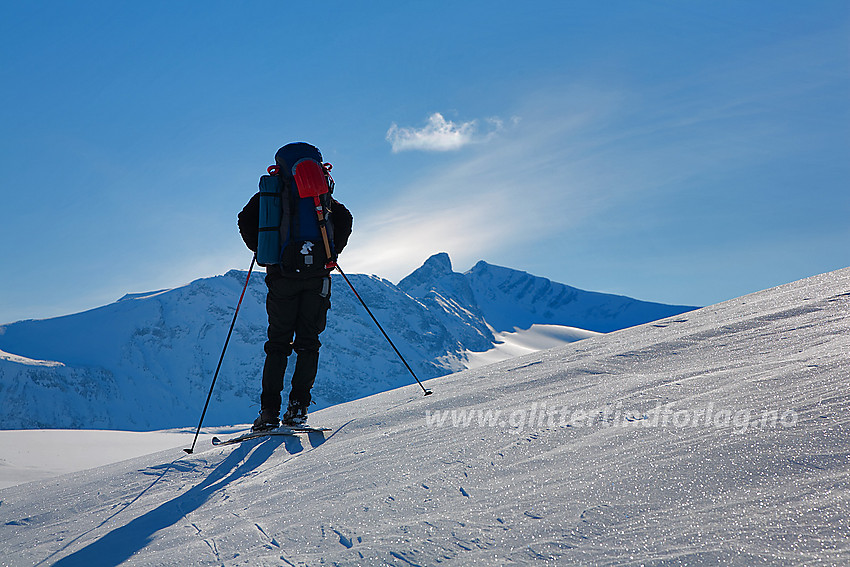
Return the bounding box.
[260,273,331,415]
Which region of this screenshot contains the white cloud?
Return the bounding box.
[386,112,501,153]
[343,112,583,281]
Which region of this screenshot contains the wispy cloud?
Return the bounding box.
[347,107,594,280]
[386,113,503,153]
[353,41,846,284]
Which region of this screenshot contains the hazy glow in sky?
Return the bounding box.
[0,1,848,323]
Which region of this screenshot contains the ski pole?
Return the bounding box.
[334,264,432,396]
[184,255,256,454]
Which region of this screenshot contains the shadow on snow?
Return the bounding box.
[47,432,324,566]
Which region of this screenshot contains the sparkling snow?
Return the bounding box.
[0,268,847,565]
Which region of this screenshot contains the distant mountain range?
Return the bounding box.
[0,253,696,430]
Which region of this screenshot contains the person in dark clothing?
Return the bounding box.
[238,143,353,429]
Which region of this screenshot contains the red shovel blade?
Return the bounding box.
[293,159,329,199]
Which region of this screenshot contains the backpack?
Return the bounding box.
[256,143,337,273]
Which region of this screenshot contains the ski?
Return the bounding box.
[211,426,332,446]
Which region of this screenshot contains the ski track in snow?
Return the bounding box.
[0,268,848,565]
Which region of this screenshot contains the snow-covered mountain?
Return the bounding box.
[0,267,847,565]
[0,254,694,430]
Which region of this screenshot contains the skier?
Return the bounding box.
[238,142,353,431]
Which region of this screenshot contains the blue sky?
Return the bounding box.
[1,1,848,324]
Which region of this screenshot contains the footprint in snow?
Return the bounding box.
[332,529,354,549]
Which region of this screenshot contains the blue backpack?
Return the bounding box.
[257,143,337,273]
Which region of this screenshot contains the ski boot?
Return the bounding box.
[252,409,280,432]
[282,400,308,426]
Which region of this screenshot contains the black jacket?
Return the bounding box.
[238,192,353,275]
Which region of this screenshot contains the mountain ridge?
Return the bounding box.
[0,254,695,430]
[401,252,696,333]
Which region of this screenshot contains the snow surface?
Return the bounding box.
[0,267,847,565]
[0,349,63,368]
[0,429,194,490]
[463,324,601,369]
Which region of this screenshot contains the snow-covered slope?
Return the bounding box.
[0,267,847,565]
[0,429,192,490]
[0,254,693,430]
[401,252,693,333]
